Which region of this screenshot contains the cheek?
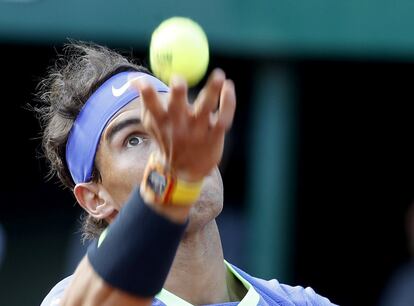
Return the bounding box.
[118,151,148,182]
[102,143,154,207]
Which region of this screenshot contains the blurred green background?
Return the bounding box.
[1,1,414,305]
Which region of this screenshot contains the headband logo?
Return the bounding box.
[111,75,145,97]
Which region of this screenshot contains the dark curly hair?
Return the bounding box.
[34,41,149,241]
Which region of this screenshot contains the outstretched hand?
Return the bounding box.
[133,69,236,182]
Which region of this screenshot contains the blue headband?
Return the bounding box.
[66,71,169,184]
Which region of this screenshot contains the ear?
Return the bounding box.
[74,182,116,220]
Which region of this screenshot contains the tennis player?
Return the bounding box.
[37,42,337,306]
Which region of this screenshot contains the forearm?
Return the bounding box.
[61,187,188,306]
[62,257,152,306]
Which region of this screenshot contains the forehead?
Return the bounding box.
[103,93,169,133]
[111,97,142,118]
[102,98,142,140]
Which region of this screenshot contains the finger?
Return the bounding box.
[132,79,167,125]
[214,79,236,132]
[151,122,171,158]
[168,75,188,126]
[141,107,169,156]
[136,82,169,155]
[193,68,225,117]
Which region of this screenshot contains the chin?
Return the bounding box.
[184,169,224,233]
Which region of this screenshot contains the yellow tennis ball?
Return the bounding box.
[150,17,209,87]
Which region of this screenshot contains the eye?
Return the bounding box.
[126,135,144,148]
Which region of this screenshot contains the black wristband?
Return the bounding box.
[87,186,187,297]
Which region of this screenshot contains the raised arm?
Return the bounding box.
[57,69,235,306]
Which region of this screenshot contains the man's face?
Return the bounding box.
[94,96,224,231]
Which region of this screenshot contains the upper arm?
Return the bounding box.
[60,256,152,306]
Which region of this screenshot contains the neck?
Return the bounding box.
[163,220,231,305]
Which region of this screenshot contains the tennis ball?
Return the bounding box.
[150,17,209,87]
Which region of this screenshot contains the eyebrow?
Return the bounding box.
[105,118,141,144]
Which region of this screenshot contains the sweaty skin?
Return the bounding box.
[63,69,238,306]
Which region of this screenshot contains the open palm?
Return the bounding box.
[133,69,236,182]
